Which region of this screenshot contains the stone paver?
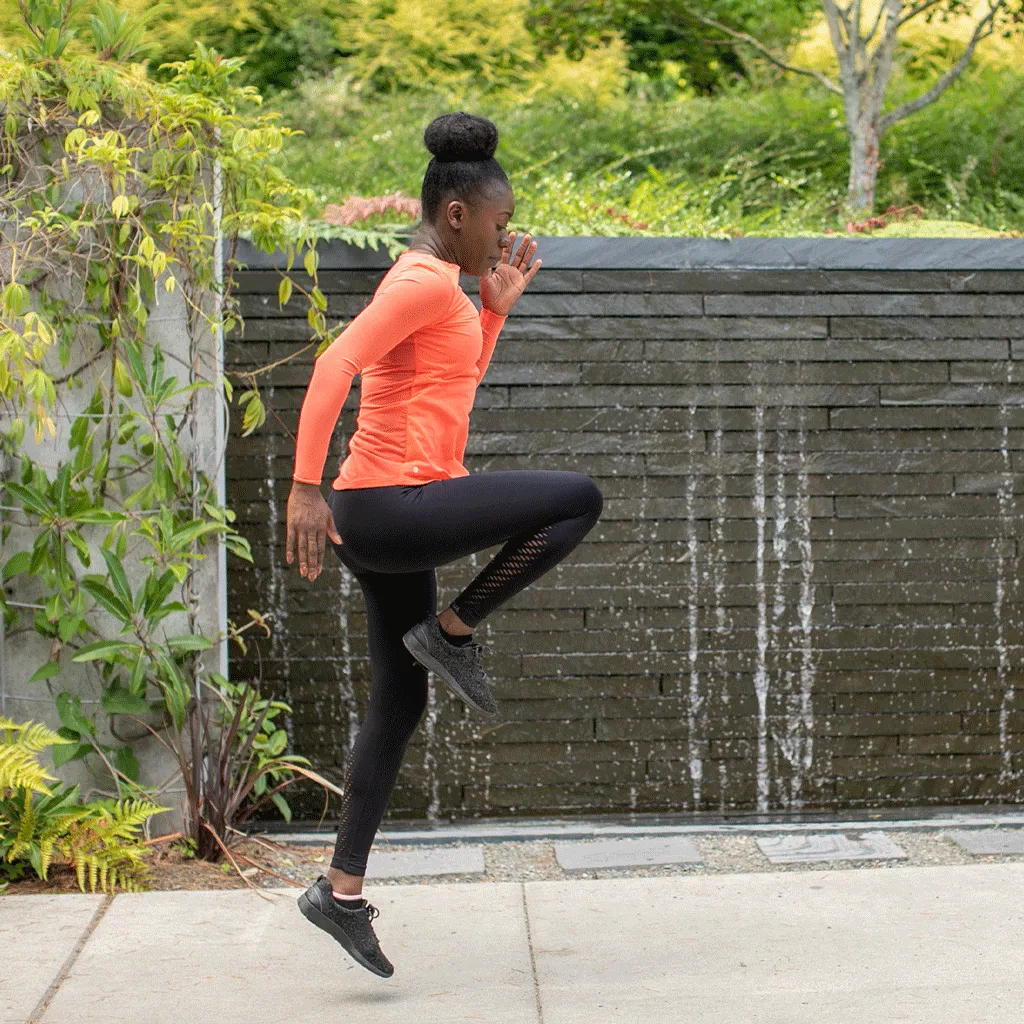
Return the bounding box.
[365,845,485,879]
[756,830,908,863]
[944,828,1024,855]
[554,837,703,872]
[39,883,536,1024]
[525,864,1024,1024]
[0,894,103,1024]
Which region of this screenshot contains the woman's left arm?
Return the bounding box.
[476,233,541,382]
[479,232,542,317]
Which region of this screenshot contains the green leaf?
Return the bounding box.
[2,550,31,581]
[73,510,126,526]
[114,745,140,783]
[277,276,292,307]
[66,529,91,567]
[81,579,131,622]
[240,392,265,435]
[303,248,317,278]
[99,547,133,612]
[265,728,287,757]
[58,614,82,643]
[141,572,176,619]
[271,792,292,823]
[4,481,51,517]
[101,687,151,716]
[128,651,148,693]
[27,661,62,684]
[56,692,95,736]
[71,639,143,662]
[158,655,189,731]
[113,357,133,397]
[52,740,92,767]
[164,634,213,653]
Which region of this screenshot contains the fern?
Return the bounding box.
[61,800,165,893]
[0,716,71,795]
[28,788,92,879]
[6,789,37,863]
[0,717,165,893]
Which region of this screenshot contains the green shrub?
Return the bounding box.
[272,64,1024,235]
[1,1,381,867]
[0,717,165,892]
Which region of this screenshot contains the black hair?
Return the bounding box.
[420,112,510,223]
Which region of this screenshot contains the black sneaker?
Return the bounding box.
[402,614,498,718]
[297,876,394,978]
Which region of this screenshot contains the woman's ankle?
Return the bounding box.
[326,866,364,896]
[437,606,472,635]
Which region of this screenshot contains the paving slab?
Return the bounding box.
[365,845,485,879]
[0,894,104,1024]
[525,864,1024,1024]
[756,830,907,863]
[39,883,537,1024]
[944,828,1024,855]
[554,837,703,871]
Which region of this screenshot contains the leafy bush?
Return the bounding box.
[272,64,1024,235]
[0,717,164,892]
[1,1,382,866]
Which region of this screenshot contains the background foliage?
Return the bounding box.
[4,0,1021,234]
[0,0,391,874]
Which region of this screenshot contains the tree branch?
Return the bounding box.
[864,0,895,46]
[898,0,955,30]
[880,4,1000,130]
[868,0,904,114]
[681,7,843,95]
[832,1,853,47]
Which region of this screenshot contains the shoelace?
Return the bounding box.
[364,902,380,922]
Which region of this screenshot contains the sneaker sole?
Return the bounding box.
[297,892,394,978]
[402,624,498,718]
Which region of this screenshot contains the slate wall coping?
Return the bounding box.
[234,235,1024,272]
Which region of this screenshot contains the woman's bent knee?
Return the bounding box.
[574,474,604,519]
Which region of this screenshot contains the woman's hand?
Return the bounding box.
[286,481,343,582]
[480,232,542,317]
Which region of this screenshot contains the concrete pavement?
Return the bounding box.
[5,863,1024,1024]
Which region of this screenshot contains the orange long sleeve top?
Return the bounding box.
[291,249,508,490]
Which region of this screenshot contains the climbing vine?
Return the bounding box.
[0,0,405,860]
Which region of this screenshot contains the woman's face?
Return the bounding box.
[446,182,515,277]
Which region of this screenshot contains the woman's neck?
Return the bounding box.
[407,227,461,267]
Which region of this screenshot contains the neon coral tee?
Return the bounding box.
[291,249,508,490]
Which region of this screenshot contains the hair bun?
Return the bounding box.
[424,112,498,163]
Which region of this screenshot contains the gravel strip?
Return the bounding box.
[11,828,1016,896]
[354,829,1023,887]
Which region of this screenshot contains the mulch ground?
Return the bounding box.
[3,837,333,895]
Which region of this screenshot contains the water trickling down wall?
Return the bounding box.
[226,237,1024,823]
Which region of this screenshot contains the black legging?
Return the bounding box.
[324,469,604,875]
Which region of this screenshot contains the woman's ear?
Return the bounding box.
[445,199,464,232]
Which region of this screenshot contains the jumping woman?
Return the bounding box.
[285,112,604,978]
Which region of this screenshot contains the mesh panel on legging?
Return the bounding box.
[448,509,597,629]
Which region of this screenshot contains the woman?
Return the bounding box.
[285,112,604,978]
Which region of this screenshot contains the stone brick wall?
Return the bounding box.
[227,237,1024,821]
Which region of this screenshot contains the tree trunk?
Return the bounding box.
[847,114,881,216]
[689,0,1006,221]
[822,0,900,218]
